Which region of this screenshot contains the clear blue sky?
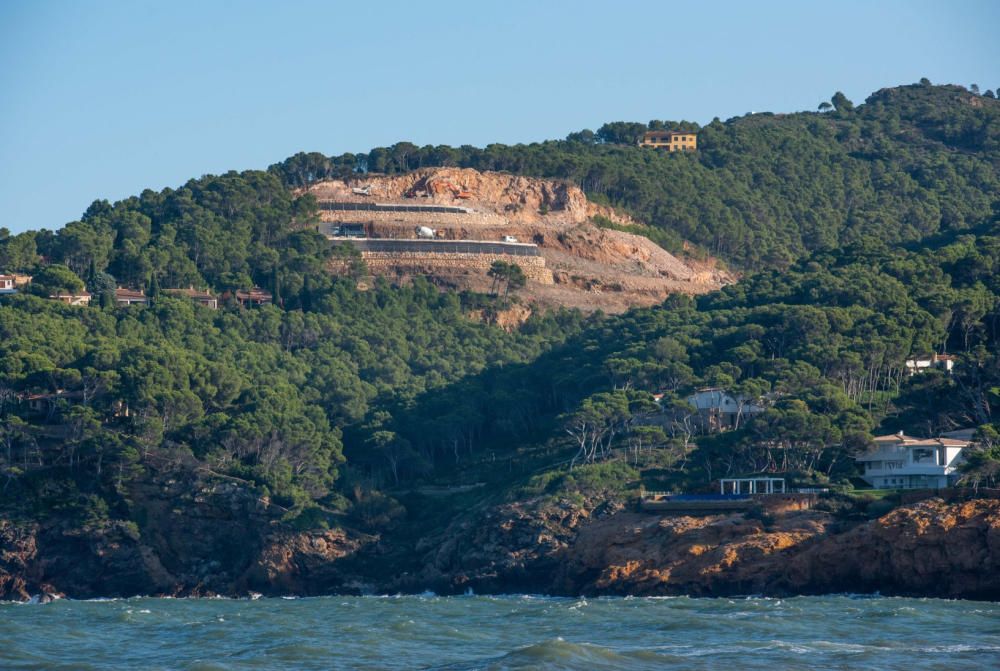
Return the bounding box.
[1,0,997,234]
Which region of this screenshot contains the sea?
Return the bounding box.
[1,594,997,670]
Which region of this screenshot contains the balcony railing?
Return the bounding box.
[865,464,949,476]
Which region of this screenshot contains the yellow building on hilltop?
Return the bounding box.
[639,130,697,151]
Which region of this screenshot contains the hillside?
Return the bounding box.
[304,167,730,312]
[273,82,1000,270]
[1,82,1000,600]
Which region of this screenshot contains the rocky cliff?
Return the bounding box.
[394,496,1000,601]
[3,493,998,601]
[0,468,372,601]
[305,168,590,226]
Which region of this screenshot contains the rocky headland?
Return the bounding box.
[3,481,998,601]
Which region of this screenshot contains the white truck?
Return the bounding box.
[502,235,518,243]
[416,226,437,239]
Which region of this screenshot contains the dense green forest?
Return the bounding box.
[272,81,1000,269]
[1,81,998,536]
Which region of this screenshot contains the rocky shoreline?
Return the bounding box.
[3,496,998,602]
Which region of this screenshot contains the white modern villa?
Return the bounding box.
[855,430,971,489]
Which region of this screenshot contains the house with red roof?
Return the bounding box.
[115,288,150,307]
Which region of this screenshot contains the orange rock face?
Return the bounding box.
[235,528,369,595]
[4,493,997,600]
[559,499,1000,599]
[412,497,1000,600]
[303,168,733,313]
[774,498,1000,598]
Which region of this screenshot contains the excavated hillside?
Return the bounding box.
[303,168,731,313]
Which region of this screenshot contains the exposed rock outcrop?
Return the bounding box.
[4,493,997,601]
[0,468,373,600]
[772,498,1000,598]
[306,168,590,226]
[304,168,732,313]
[407,498,600,594]
[0,520,42,601]
[404,497,1000,601]
[236,528,370,596]
[467,303,534,332]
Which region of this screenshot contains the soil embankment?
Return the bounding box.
[303,168,732,313]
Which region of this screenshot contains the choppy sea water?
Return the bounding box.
[1,594,998,670]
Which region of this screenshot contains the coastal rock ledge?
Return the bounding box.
[406,497,1000,601]
[557,498,1000,599]
[1,498,998,601]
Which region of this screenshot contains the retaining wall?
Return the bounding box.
[352,239,540,256]
[319,209,509,230]
[319,202,474,214]
[360,251,553,284]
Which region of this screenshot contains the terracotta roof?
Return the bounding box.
[19,390,84,401]
[235,288,272,301]
[165,287,216,300]
[871,433,969,447]
[907,353,956,362]
[873,433,920,442]
[115,288,147,299]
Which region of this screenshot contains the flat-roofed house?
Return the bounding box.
[855,431,970,489]
[639,130,698,151]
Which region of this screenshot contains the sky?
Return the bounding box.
[1,0,998,234]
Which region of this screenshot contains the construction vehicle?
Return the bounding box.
[502,235,519,243]
[352,185,372,196]
[330,224,366,238]
[416,226,437,239]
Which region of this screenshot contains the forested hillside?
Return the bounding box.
[0,82,998,572]
[272,81,1000,269]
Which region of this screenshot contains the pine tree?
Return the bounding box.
[300,275,313,312]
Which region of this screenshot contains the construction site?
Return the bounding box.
[304,168,731,313]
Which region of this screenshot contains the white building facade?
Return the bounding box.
[855,432,968,489]
[904,353,955,375]
[685,388,765,432]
